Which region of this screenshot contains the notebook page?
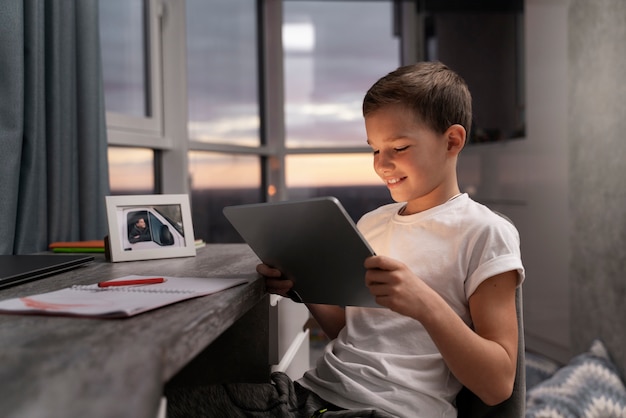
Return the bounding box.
[0,275,249,318]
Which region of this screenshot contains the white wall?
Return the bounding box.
[457,0,572,362]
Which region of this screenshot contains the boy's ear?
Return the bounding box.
[445,124,466,154]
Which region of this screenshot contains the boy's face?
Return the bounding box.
[365,105,459,211]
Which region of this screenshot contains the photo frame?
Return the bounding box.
[105,194,196,262]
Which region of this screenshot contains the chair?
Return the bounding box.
[456,287,525,417]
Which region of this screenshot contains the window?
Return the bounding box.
[186,0,260,146]
[283,1,399,148]
[283,1,399,223]
[185,0,262,242]
[100,0,146,118]
[107,147,155,195]
[188,152,262,242]
[100,0,164,144]
[101,0,404,242]
[101,0,169,196]
[286,154,392,221]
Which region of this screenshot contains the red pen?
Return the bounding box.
[97,278,165,288]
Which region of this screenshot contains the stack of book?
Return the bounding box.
[49,240,106,253]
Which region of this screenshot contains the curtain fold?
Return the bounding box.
[0,0,110,255]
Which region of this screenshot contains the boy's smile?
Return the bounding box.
[385,176,406,186]
[365,105,464,214]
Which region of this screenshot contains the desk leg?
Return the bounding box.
[165,295,270,388]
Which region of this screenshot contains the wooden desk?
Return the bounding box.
[0,244,269,418]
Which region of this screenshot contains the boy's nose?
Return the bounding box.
[375,151,395,173]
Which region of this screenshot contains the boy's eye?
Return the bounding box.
[372,149,379,155]
[395,146,409,152]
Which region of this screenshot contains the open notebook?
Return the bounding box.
[0,275,248,318]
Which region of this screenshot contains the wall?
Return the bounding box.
[457,0,626,373]
[568,0,626,376]
[457,0,572,362]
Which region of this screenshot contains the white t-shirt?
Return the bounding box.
[298,194,525,417]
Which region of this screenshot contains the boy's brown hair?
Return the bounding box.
[362,61,472,136]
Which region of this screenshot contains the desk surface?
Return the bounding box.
[0,244,267,418]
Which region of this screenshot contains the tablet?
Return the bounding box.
[223,197,378,308]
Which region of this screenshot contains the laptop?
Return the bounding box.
[223,196,379,308]
[0,254,94,289]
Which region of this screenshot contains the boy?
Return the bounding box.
[169,61,524,417]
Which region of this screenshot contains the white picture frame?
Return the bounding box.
[105,194,196,262]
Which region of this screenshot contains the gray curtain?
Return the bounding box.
[0,0,110,255]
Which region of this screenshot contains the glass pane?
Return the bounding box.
[186,0,260,146]
[286,154,393,222]
[189,152,262,242]
[99,0,148,117]
[108,147,155,194]
[284,1,399,148]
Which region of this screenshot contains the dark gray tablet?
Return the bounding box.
[223,197,378,308]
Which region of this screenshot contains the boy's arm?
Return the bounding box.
[258,263,347,340]
[426,271,518,406]
[365,256,519,406]
[305,303,346,340]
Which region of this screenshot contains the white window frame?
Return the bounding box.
[104,0,188,193]
[106,0,169,149]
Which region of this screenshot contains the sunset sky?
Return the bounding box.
[105,1,397,192]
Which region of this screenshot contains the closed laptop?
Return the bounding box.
[0,254,94,289]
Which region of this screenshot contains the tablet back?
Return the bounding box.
[223,197,378,307]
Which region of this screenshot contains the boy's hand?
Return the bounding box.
[256,263,294,298]
[364,255,434,318]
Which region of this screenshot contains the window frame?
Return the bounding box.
[105,0,168,149]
